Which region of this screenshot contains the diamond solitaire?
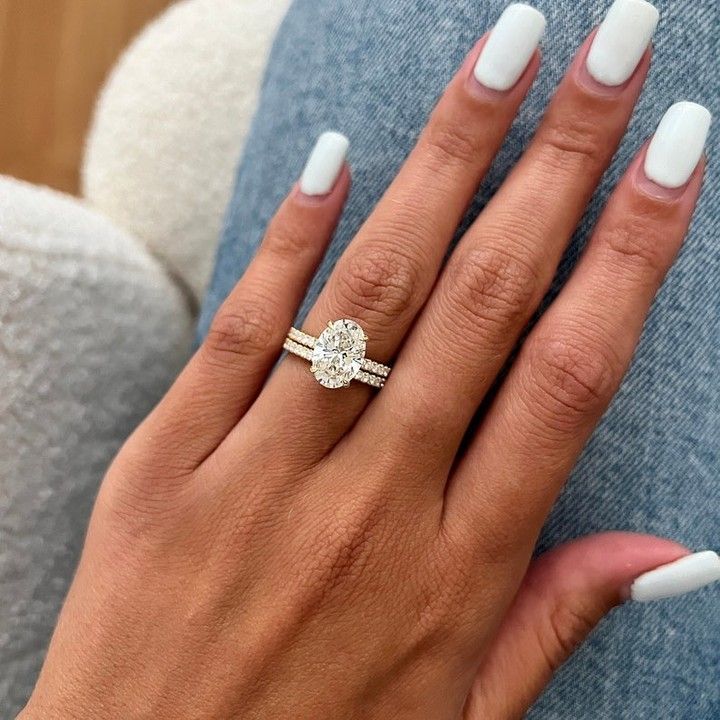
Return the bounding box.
[283,320,391,389]
[311,319,366,388]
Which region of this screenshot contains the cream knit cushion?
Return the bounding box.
[0,176,193,712]
[82,0,290,303]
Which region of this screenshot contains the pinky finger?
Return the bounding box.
[126,132,351,472]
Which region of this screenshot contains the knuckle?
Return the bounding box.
[412,578,463,641]
[263,219,312,260]
[205,301,276,363]
[598,221,668,281]
[447,246,540,334]
[542,602,597,671]
[100,457,195,544]
[302,495,388,597]
[527,335,619,424]
[327,513,378,579]
[424,120,483,170]
[479,213,545,249]
[334,245,420,326]
[370,204,440,248]
[539,111,607,172]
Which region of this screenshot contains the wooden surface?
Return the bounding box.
[0,0,173,195]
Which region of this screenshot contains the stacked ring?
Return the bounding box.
[283,319,391,389]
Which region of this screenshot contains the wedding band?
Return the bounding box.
[283,319,391,389]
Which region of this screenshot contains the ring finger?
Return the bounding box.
[250,4,546,458]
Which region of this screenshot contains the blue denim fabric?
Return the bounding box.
[199,1,719,716]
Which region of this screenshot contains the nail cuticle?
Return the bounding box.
[632,154,692,202]
[572,34,645,99]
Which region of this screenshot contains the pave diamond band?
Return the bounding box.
[284,320,390,389]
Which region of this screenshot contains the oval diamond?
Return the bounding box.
[311,319,366,389]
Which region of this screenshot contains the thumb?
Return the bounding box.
[463,532,717,720]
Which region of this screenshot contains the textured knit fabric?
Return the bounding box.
[0,178,193,716]
[200,1,719,717]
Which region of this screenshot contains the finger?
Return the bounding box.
[253,5,545,457]
[464,533,689,720]
[368,5,659,468]
[123,133,351,473]
[446,103,710,549]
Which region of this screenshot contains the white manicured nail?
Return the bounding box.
[586,0,659,87]
[631,551,720,603]
[299,131,350,196]
[473,4,546,92]
[644,102,711,189]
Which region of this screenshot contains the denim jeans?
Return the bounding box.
[199,0,719,716]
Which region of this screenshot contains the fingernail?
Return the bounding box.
[644,102,712,189]
[473,4,546,92]
[586,0,659,87]
[631,551,720,602]
[299,131,350,196]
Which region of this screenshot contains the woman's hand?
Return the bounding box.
[23,5,712,719]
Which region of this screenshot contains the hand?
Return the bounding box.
[23,8,709,720]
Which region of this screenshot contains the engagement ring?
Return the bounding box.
[283,319,391,389]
